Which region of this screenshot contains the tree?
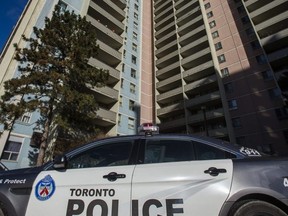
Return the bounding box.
[0,6,109,166]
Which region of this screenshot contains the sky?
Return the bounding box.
[0,0,29,52]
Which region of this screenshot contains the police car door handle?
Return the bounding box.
[204,167,227,177]
[103,172,126,182]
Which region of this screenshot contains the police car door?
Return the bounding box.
[25,139,137,216]
[131,137,234,216]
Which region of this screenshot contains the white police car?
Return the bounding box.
[0,132,288,216]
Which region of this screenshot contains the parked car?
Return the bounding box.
[0,132,288,216]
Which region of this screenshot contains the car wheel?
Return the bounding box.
[231,200,287,216]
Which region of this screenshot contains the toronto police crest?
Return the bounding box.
[35,175,56,201]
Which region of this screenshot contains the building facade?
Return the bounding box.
[0,0,287,169]
[153,0,288,154]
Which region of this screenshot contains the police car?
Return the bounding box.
[1,129,288,216]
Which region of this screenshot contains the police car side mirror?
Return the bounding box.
[53,155,67,170]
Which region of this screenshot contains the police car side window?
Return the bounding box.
[144,140,194,164]
[67,141,133,169]
[193,142,236,160]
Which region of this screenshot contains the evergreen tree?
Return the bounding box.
[0,6,109,166]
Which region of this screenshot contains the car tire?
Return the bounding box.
[231,200,288,216]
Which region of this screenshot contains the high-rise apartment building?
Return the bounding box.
[154,0,288,155]
[0,0,287,169]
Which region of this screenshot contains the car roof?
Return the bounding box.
[66,134,250,158]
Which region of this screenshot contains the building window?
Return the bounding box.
[224,82,233,93]
[228,99,238,110]
[1,141,22,161]
[204,2,211,9]
[256,54,267,64]
[130,83,136,94]
[134,4,138,11]
[207,11,213,18]
[250,40,261,50]
[119,95,123,107]
[209,20,216,28]
[132,43,137,52]
[129,100,135,111]
[215,42,222,51]
[268,88,281,99]
[218,54,226,63]
[221,68,230,77]
[128,117,135,129]
[121,78,124,88]
[20,112,32,123]
[237,5,245,14]
[123,50,126,58]
[241,16,250,25]
[245,27,256,37]
[133,32,138,40]
[262,70,273,81]
[118,114,122,125]
[132,55,137,64]
[133,21,138,30]
[232,117,242,128]
[134,12,138,20]
[58,0,68,12]
[131,68,136,78]
[212,31,219,38]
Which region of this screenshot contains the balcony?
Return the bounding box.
[249,1,288,25]
[193,127,228,138]
[184,74,217,93]
[154,0,172,16]
[88,58,120,84]
[175,0,199,18]
[154,3,174,23]
[185,91,221,108]
[158,117,186,130]
[156,40,178,58]
[180,36,209,58]
[156,61,181,80]
[181,47,211,70]
[157,101,184,117]
[111,0,126,10]
[175,0,197,10]
[155,12,174,31]
[183,61,214,82]
[178,25,206,46]
[261,28,288,50]
[255,13,288,39]
[97,40,122,67]
[187,108,224,125]
[86,15,123,50]
[96,0,125,21]
[96,108,117,127]
[89,1,124,34]
[157,86,183,104]
[155,30,177,49]
[155,22,175,40]
[177,16,203,36]
[156,50,179,69]
[91,86,119,105]
[156,74,182,92]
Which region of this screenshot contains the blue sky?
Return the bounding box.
[0,0,29,52]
